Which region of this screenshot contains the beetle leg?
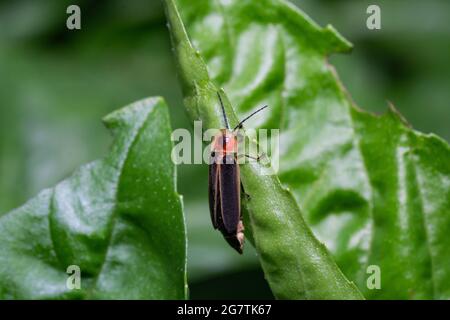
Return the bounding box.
[241,182,251,200]
[244,154,260,161]
[239,153,266,162]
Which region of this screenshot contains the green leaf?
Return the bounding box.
[173,0,450,299]
[164,0,363,300]
[0,97,187,299]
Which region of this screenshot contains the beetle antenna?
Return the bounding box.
[233,105,268,132]
[217,91,230,130]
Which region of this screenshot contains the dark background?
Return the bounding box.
[0,0,449,299]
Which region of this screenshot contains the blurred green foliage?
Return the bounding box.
[0,0,449,299]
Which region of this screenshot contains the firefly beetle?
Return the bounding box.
[209,92,268,254]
